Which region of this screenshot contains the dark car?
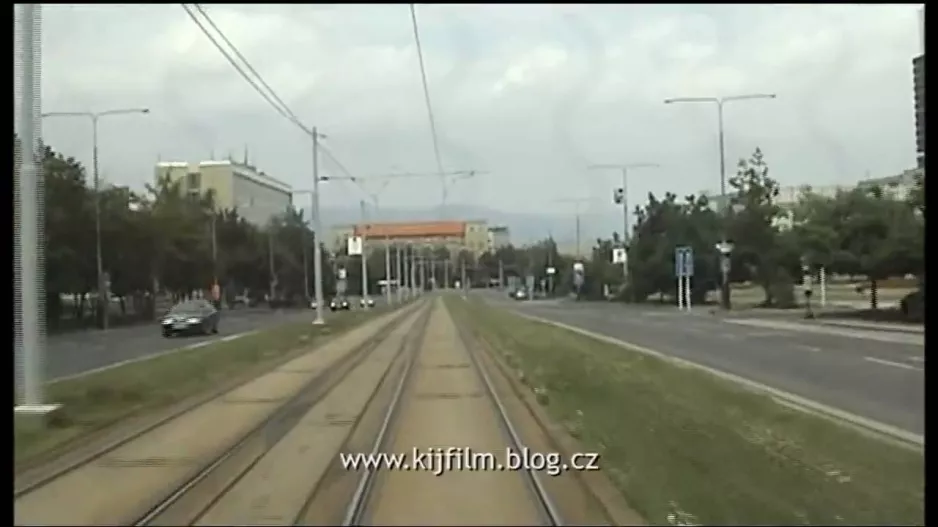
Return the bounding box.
[329,297,351,311]
[161,299,220,338]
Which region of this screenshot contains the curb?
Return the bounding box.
[816,320,924,335]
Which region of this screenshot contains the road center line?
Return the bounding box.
[864,357,924,372]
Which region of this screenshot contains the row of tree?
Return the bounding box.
[484,148,925,311]
[27,138,480,331]
[20,138,924,331]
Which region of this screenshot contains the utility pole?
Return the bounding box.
[588,163,659,245]
[15,3,47,412]
[498,259,505,289]
[359,199,369,306]
[555,197,594,259]
[310,126,326,325]
[268,227,276,304]
[395,244,403,302]
[301,228,310,301]
[547,234,555,296]
[461,258,467,297]
[588,163,659,297]
[384,236,393,305]
[429,255,436,290]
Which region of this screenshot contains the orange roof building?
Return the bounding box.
[352,221,466,239]
[330,219,492,255]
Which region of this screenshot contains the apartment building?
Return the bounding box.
[486,225,511,252]
[154,159,293,226]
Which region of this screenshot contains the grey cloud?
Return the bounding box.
[27,4,923,220]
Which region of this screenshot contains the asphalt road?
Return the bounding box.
[481,293,925,436]
[44,295,391,382]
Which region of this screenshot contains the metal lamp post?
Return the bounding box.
[41,107,151,329]
[664,93,777,310]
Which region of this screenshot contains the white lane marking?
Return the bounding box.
[509,310,924,449]
[724,318,923,346]
[864,357,924,372]
[908,356,924,363]
[795,344,822,353]
[50,331,254,383]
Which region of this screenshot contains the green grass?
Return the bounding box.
[448,297,924,526]
[14,306,395,466]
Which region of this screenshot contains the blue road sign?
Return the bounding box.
[674,246,694,277]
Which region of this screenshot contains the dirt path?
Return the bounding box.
[13,306,413,526]
[363,298,546,526]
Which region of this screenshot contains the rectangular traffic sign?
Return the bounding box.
[674,246,694,277]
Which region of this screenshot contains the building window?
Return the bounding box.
[187,172,202,192]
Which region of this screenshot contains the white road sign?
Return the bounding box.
[337,268,347,280]
[612,247,627,264]
[573,262,585,273]
[546,266,556,275]
[347,236,363,256]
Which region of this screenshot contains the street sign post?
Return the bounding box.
[347,236,363,256]
[572,261,585,299]
[674,246,694,311]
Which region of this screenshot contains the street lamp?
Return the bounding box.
[41,107,151,330]
[664,93,776,309]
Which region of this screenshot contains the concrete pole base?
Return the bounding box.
[14,403,63,431]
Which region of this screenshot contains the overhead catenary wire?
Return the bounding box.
[408,4,448,207]
[181,4,358,185]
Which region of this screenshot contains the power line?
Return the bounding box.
[181,4,358,183]
[192,4,301,126]
[408,5,447,203]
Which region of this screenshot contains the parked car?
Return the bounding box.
[309,298,319,310]
[161,299,220,337]
[512,289,528,301]
[330,297,351,311]
[360,296,376,308]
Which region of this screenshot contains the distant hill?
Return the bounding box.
[296,203,624,250]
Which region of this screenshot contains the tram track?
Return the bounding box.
[13,300,427,526]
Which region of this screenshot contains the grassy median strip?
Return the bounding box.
[14,307,393,465]
[447,297,924,526]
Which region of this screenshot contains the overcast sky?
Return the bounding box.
[22,4,924,215]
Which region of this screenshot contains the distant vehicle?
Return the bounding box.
[513,289,528,301]
[309,298,319,310]
[231,294,251,308]
[161,299,220,338]
[360,296,376,308]
[330,297,351,311]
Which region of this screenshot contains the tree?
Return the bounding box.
[795,186,924,309]
[725,148,798,307]
[18,137,337,332]
[625,192,720,303]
